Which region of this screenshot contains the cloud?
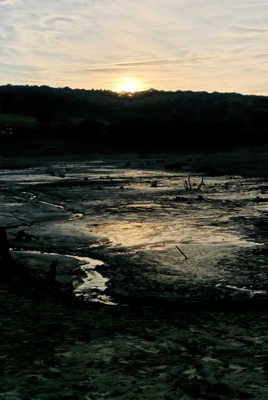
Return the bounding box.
[0,25,17,42]
[0,47,17,56]
[0,0,268,95]
[48,16,75,25]
[0,0,18,5]
[115,57,214,67]
[232,1,268,9]
[77,56,215,74]
[255,53,268,59]
[79,67,127,73]
[30,16,76,32]
[230,25,268,34]
[0,63,43,72]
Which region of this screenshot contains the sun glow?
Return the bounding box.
[115,77,143,93]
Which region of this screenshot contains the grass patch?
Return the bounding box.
[0,113,38,129]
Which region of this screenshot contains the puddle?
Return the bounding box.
[216,283,267,297]
[84,212,260,285]
[68,213,84,221]
[72,256,116,305]
[14,250,114,305]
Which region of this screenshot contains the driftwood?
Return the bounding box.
[175,245,188,260]
[184,176,206,191]
[184,176,192,191]
[197,176,206,190]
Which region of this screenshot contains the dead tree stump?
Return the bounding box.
[0,227,14,279]
[46,260,58,285]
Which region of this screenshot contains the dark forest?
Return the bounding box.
[1,85,268,154]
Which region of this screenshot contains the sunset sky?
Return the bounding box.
[1,0,268,94]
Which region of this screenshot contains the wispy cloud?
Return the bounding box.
[230,25,268,34]
[0,0,18,4]
[1,63,43,72]
[0,47,17,56]
[114,57,214,67]
[77,56,215,74]
[30,16,76,32]
[255,52,268,58]
[1,0,268,94]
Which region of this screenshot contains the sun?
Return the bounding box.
[115,77,142,93]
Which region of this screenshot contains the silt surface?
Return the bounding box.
[1,158,268,399]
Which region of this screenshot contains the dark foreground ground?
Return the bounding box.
[1,151,268,399]
[1,286,268,400]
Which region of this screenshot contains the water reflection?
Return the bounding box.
[1,160,267,298]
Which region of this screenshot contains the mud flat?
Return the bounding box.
[1,158,268,399]
[1,158,268,305]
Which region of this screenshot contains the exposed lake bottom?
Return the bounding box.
[1,158,268,306]
[1,158,268,399]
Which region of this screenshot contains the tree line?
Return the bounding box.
[0,84,267,151]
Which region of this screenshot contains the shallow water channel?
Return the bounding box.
[1,158,268,304]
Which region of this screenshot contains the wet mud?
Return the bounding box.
[1,158,268,399]
[0,158,268,305]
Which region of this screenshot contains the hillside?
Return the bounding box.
[1,85,268,156]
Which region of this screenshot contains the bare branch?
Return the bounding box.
[175,245,188,260]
